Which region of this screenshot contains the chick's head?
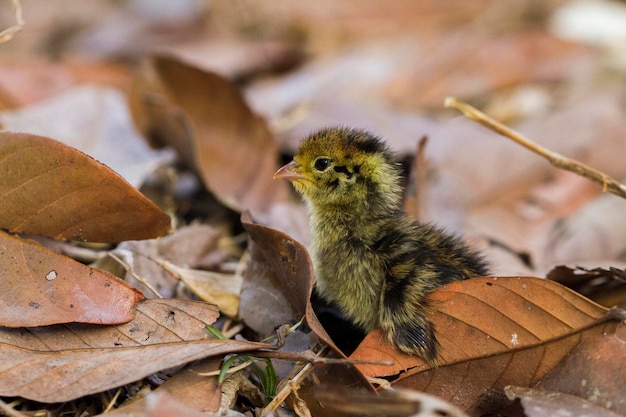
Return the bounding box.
[274,127,402,212]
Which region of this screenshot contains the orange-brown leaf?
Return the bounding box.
[0,230,144,327]
[0,131,171,242]
[350,277,623,414]
[129,55,290,212]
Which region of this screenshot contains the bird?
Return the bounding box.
[273,127,489,363]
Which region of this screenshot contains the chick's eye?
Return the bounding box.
[313,157,332,172]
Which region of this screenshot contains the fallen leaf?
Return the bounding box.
[505,386,623,417]
[0,85,173,188]
[241,212,374,416]
[0,298,273,403]
[99,358,222,416]
[0,230,144,327]
[547,264,626,308]
[240,211,312,337]
[388,30,594,108]
[129,54,290,212]
[314,385,470,417]
[350,277,624,414]
[104,224,225,298]
[143,392,210,417]
[543,193,626,267]
[0,131,172,242]
[160,261,242,318]
[163,38,303,81]
[534,331,626,415]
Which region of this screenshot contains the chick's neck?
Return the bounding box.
[308,185,402,245]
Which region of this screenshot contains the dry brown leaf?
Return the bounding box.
[129,54,290,212]
[0,230,144,327]
[105,224,225,298]
[142,392,210,417]
[99,358,222,416]
[0,59,129,107]
[389,30,593,108]
[160,261,242,318]
[241,212,374,417]
[547,264,626,308]
[164,38,303,81]
[241,211,320,341]
[0,85,172,188]
[534,331,626,415]
[0,131,172,242]
[314,385,470,417]
[505,386,623,417]
[349,277,623,415]
[0,298,274,403]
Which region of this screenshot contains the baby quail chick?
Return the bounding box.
[274,127,488,362]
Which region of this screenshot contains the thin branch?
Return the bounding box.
[444,97,626,200]
[0,0,24,43]
[259,358,316,416]
[0,398,27,417]
[254,349,393,366]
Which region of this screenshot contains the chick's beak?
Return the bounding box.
[273,160,306,182]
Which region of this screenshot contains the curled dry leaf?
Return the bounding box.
[350,277,623,414]
[128,54,290,212]
[241,211,338,349]
[547,264,626,308]
[0,230,144,327]
[0,298,274,403]
[0,131,171,242]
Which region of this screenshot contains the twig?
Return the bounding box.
[0,398,27,417]
[0,0,23,43]
[196,359,254,377]
[254,349,393,366]
[260,360,315,417]
[414,135,429,221]
[444,97,626,200]
[107,252,163,298]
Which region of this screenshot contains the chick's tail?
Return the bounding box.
[379,298,441,365]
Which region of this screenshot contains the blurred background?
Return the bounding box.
[1,0,625,278]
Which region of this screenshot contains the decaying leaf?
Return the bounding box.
[241,210,341,352]
[534,331,626,415]
[505,386,623,417]
[101,358,223,417]
[0,131,172,242]
[314,385,470,417]
[241,212,374,417]
[0,298,274,403]
[547,264,626,308]
[160,260,242,318]
[128,54,290,212]
[350,277,624,414]
[0,85,172,188]
[240,211,312,337]
[143,392,210,417]
[0,230,144,327]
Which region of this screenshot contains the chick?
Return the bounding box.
[274,127,488,363]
